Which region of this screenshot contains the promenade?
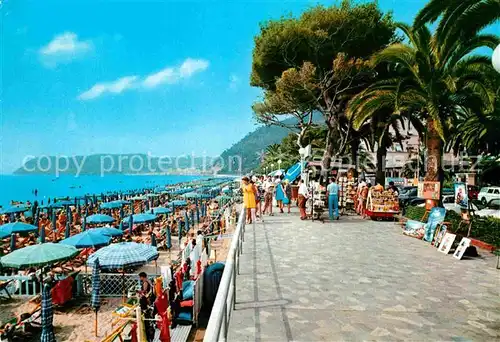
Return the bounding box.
[227,210,500,341]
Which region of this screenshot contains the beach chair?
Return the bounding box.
[0,280,13,299]
[403,207,447,242]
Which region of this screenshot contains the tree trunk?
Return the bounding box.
[322,127,336,174]
[425,119,443,205]
[350,138,359,178]
[375,145,386,186]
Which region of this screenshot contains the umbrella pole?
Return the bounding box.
[122,272,125,302]
[95,311,98,336]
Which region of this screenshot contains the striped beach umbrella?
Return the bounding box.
[87,242,158,269]
[91,258,101,336]
[40,283,55,342]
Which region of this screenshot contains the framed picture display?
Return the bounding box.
[438,233,456,254]
[433,225,447,248]
[418,181,441,200]
[453,238,472,260]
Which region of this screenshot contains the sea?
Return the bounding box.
[0,174,205,207]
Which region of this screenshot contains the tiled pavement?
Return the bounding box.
[227,210,500,341]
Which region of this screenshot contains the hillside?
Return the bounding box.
[217,123,293,174]
[14,154,216,175]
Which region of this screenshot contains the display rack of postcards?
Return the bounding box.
[338,176,356,214]
[365,188,400,218]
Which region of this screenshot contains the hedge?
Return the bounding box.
[404,206,500,248]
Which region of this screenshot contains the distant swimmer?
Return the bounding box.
[34,189,38,197]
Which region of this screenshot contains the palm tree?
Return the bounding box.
[347,2,499,200]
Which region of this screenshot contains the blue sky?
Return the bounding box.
[1,0,498,173]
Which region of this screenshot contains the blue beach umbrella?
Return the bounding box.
[151,207,172,215]
[169,200,187,207]
[86,214,115,225]
[55,200,73,206]
[60,230,111,249]
[65,219,71,239]
[0,222,39,239]
[100,202,122,210]
[10,233,16,251]
[40,283,56,342]
[87,242,158,269]
[122,213,157,224]
[94,227,123,237]
[51,211,57,232]
[91,258,101,336]
[166,225,171,249]
[0,204,29,215]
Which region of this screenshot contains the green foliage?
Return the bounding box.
[404,205,500,248]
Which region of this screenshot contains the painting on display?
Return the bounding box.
[438,233,456,254]
[453,238,472,260]
[433,225,447,248]
[454,183,468,209]
[418,181,441,200]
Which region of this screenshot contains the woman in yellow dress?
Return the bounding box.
[241,177,256,224]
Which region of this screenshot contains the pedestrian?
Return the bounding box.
[298,179,309,220]
[283,179,292,213]
[241,176,256,224]
[275,175,286,213]
[327,177,339,220]
[262,176,275,216]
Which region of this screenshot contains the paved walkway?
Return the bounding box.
[228,210,500,341]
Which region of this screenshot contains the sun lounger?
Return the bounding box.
[0,280,13,299]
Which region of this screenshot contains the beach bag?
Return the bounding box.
[283,197,290,205]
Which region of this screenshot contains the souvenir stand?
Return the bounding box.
[365,187,400,219]
[311,187,326,223]
[338,176,357,215]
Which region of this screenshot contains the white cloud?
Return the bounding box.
[39,32,92,67]
[78,76,138,100]
[79,58,209,100]
[229,74,240,90]
[142,67,177,88]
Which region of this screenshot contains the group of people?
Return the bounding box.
[241,174,293,224]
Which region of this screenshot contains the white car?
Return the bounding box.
[478,186,500,205]
[475,199,500,219]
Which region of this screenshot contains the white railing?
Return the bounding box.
[203,207,246,342]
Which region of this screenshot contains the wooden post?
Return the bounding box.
[95,311,98,337]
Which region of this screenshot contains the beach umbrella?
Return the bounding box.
[55,200,73,206]
[182,192,202,199]
[166,225,171,249]
[65,218,71,239]
[39,224,46,243]
[94,227,123,237]
[122,213,157,225]
[151,233,157,247]
[0,243,79,269]
[60,230,111,249]
[195,198,200,224]
[40,283,55,342]
[100,202,122,210]
[169,200,187,207]
[87,242,158,269]
[151,207,171,215]
[86,214,115,224]
[0,204,29,215]
[51,210,57,232]
[91,258,101,337]
[0,222,39,239]
[130,195,147,201]
[10,233,16,251]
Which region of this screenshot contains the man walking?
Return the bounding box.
[327,177,339,220]
[263,176,275,215]
[298,179,309,220]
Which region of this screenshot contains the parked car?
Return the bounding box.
[475,199,500,219]
[478,186,500,205]
[399,187,418,207]
[467,185,480,200]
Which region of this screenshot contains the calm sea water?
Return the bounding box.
[0,174,204,206]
